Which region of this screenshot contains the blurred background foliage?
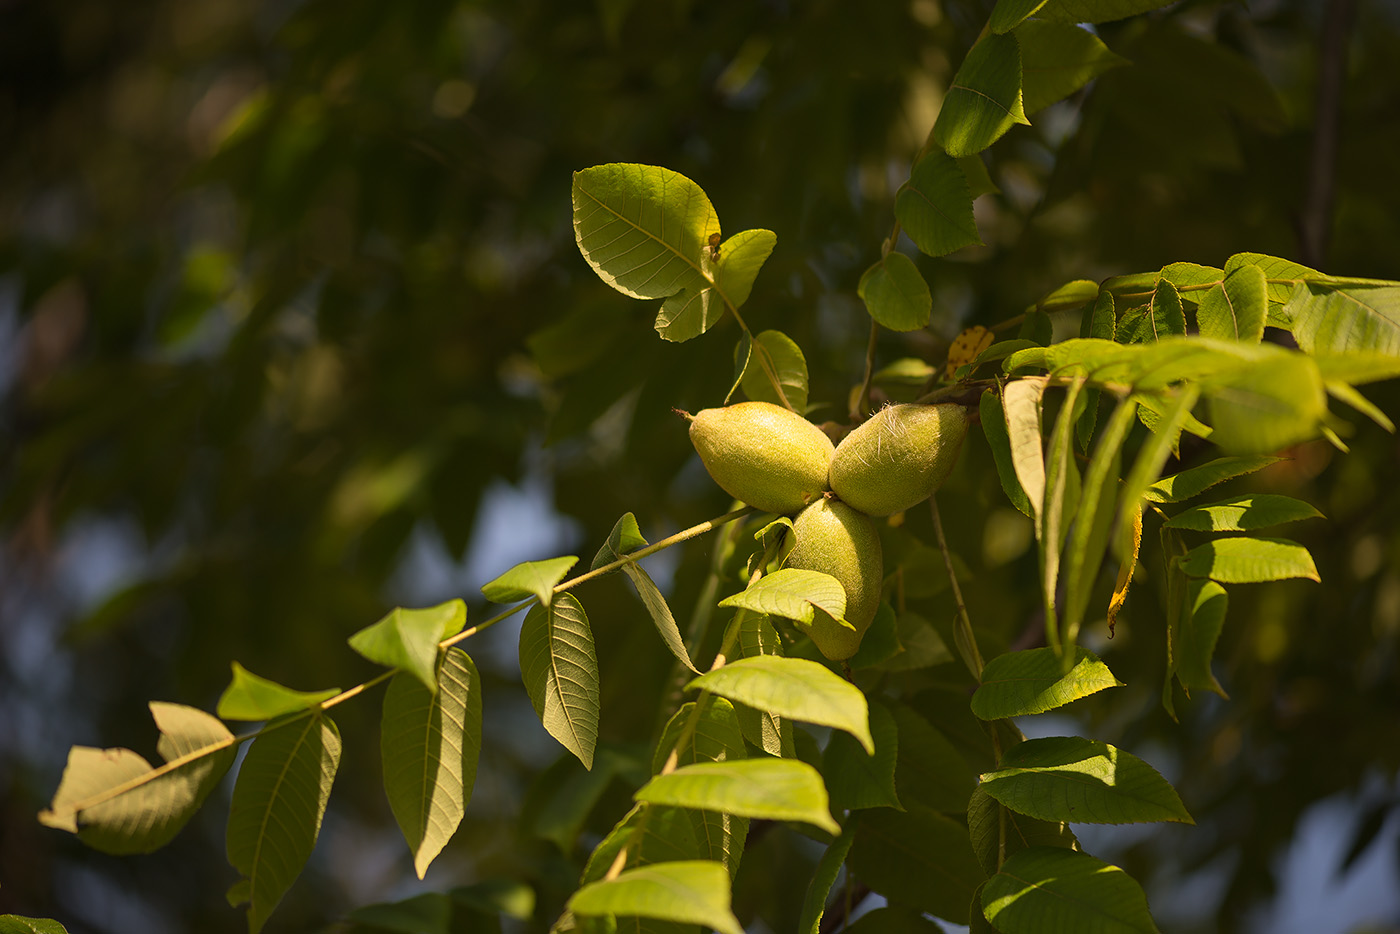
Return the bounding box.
[2,0,1399,931]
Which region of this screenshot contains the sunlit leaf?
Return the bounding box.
[895,150,981,257]
[1283,283,1400,357]
[0,918,70,934]
[980,736,1193,824]
[651,698,748,877]
[983,847,1161,933]
[1040,376,1084,621]
[850,804,984,924]
[568,862,744,934]
[1205,351,1327,453]
[858,252,932,331]
[226,712,341,934]
[519,594,600,769]
[717,568,847,628]
[1223,252,1319,326]
[571,164,717,339]
[1164,495,1322,532]
[216,663,338,722]
[968,786,1077,879]
[823,700,901,812]
[729,614,794,758]
[482,556,578,605]
[1017,21,1128,115]
[688,656,873,753]
[592,513,649,570]
[935,32,1030,157]
[39,703,235,854]
[381,648,481,878]
[624,561,699,674]
[1144,455,1281,504]
[742,329,809,412]
[1003,377,1047,522]
[972,647,1123,720]
[1196,263,1266,343]
[348,599,467,692]
[581,803,704,886]
[1176,537,1319,583]
[1120,280,1185,344]
[634,759,841,834]
[981,389,1034,518]
[712,229,777,312]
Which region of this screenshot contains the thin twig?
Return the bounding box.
[931,495,985,679]
[855,320,880,419]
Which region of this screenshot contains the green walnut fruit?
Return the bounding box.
[784,498,883,661]
[829,403,968,517]
[687,401,835,515]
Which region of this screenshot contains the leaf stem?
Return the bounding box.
[931,495,984,679]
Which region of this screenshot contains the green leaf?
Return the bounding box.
[527,753,625,853]
[712,229,778,312]
[935,32,1030,157]
[1040,377,1084,620]
[688,656,873,753]
[581,803,704,885]
[1020,309,1054,346]
[216,663,338,722]
[482,556,578,605]
[982,847,1161,933]
[519,593,600,769]
[1117,384,1198,555]
[1313,352,1400,386]
[850,804,985,924]
[39,703,235,853]
[798,823,857,934]
[1177,580,1228,697]
[889,703,976,812]
[991,0,1049,33]
[972,647,1124,720]
[1159,262,1225,294]
[728,614,794,758]
[1197,263,1266,343]
[882,610,954,671]
[1164,494,1322,531]
[1038,0,1176,24]
[1122,280,1186,344]
[981,389,1034,518]
[980,736,1193,824]
[564,517,683,674]
[226,712,342,934]
[1033,279,1100,315]
[1003,377,1047,522]
[717,568,848,629]
[651,698,749,878]
[1327,381,1395,432]
[348,599,466,692]
[1017,21,1128,115]
[895,150,982,257]
[742,329,809,413]
[634,759,840,834]
[1283,283,1400,356]
[0,918,69,934]
[592,513,649,570]
[1223,252,1319,325]
[571,164,718,341]
[1063,398,1136,635]
[568,862,744,934]
[1144,455,1281,503]
[1205,350,1328,453]
[823,700,901,812]
[968,786,1077,877]
[858,252,932,331]
[381,648,481,878]
[1176,536,1319,583]
[1077,292,1116,449]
